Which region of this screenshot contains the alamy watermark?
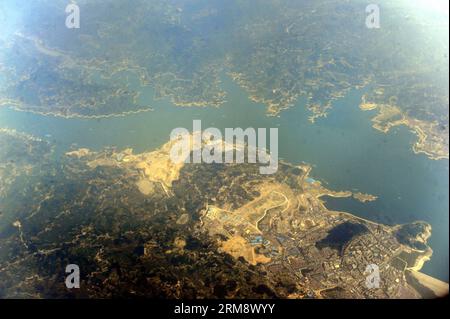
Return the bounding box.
[65,264,80,289]
[365,264,381,289]
[65,3,80,29]
[64,3,379,30]
[169,120,279,175]
[366,4,380,29]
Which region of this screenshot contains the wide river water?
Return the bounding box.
[0,75,448,281]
